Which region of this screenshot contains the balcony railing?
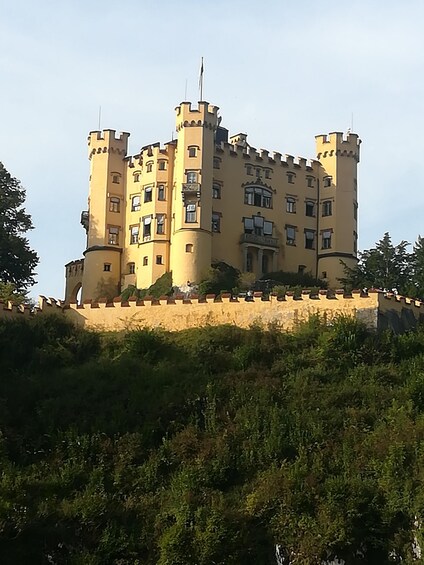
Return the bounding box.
[182,182,201,197]
[240,232,279,248]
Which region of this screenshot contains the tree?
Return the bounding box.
[408,235,424,300]
[198,262,240,296]
[340,232,411,293]
[0,162,38,291]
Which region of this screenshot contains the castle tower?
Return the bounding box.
[315,132,361,286]
[81,129,129,301]
[170,102,219,287]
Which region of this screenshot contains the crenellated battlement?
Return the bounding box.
[63,290,424,333]
[316,131,361,162]
[175,101,219,132]
[215,140,316,170]
[2,292,423,335]
[88,129,129,159]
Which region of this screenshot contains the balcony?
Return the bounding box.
[80,210,89,232]
[182,182,201,200]
[240,232,279,248]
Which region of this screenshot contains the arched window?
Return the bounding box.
[244,186,272,208]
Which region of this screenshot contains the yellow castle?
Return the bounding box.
[65,100,360,302]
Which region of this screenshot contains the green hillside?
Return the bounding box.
[0,315,423,564]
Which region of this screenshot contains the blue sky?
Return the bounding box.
[1,0,423,299]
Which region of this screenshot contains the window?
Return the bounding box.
[255,168,262,178]
[322,230,332,249]
[305,200,315,217]
[244,186,272,208]
[244,217,254,234]
[185,243,193,253]
[144,186,153,203]
[158,184,166,201]
[130,225,139,244]
[286,226,296,246]
[286,197,296,213]
[323,176,332,188]
[305,229,315,249]
[287,172,295,184]
[212,212,221,232]
[265,169,271,179]
[253,214,264,235]
[186,171,198,184]
[185,203,197,223]
[146,162,153,173]
[322,271,327,279]
[245,216,272,238]
[158,160,166,170]
[246,165,253,176]
[156,214,165,234]
[263,221,273,236]
[322,200,332,216]
[143,256,148,266]
[112,174,120,184]
[143,216,152,239]
[213,157,221,169]
[188,147,197,158]
[131,195,141,212]
[212,183,221,199]
[109,197,120,213]
[108,226,119,245]
[104,263,111,272]
[156,255,163,265]
[134,172,140,183]
[307,176,314,188]
[128,262,135,274]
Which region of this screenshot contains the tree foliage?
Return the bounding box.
[0,315,424,562]
[340,232,424,298]
[0,162,38,291]
[198,262,240,295]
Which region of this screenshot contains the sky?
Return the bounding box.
[1,0,423,299]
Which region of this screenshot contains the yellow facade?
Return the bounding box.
[65,101,361,302]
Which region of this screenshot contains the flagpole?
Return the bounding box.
[199,57,204,101]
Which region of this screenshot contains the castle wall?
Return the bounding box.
[64,292,382,333]
[2,293,424,336]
